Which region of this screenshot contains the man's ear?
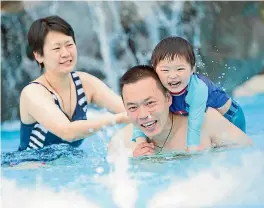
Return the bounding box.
[33,51,43,64]
[165,91,172,105]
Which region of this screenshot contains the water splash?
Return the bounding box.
[1,144,86,166]
[104,131,138,208]
[147,151,264,207]
[2,178,100,208]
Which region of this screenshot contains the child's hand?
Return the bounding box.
[133,142,155,157]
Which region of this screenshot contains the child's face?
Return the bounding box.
[155,56,194,93]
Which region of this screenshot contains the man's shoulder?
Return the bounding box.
[205,107,221,118]
[108,124,134,153]
[202,107,223,134]
[113,123,134,140]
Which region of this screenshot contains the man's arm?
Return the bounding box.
[205,108,253,147]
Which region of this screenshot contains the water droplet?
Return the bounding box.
[96,167,104,174]
[88,128,94,133]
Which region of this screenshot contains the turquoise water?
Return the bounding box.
[1,95,264,207]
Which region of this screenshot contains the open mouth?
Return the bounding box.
[168,81,181,88]
[60,60,72,65]
[141,120,157,129]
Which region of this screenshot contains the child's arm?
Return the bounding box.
[131,126,154,157]
[132,138,154,157]
[185,75,208,148]
[131,125,147,142]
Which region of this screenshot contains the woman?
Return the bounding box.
[19,15,127,151]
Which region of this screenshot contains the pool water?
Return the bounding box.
[2,95,264,208]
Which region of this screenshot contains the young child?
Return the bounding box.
[132,36,246,151]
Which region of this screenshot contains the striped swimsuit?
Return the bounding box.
[19,71,88,151]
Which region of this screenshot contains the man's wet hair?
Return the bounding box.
[119,65,167,98]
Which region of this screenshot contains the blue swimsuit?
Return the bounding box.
[132,73,246,146]
[18,71,88,151]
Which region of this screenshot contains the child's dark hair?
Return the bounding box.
[27,15,76,71]
[151,36,196,69]
[119,65,167,98]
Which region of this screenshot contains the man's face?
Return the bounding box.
[122,77,172,137]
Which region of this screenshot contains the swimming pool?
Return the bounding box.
[2,95,264,208]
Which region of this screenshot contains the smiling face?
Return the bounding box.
[34,31,77,74]
[155,56,194,93]
[122,77,172,137]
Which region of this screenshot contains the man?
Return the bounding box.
[108,65,252,157]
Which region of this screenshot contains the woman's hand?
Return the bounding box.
[115,112,131,124]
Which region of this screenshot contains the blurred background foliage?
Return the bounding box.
[1,1,264,122]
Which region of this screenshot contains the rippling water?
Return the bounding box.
[2,95,264,207]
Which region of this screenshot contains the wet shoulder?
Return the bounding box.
[111,124,133,144]
[21,81,52,101]
[74,71,98,83]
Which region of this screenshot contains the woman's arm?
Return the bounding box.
[79,72,125,114]
[21,84,126,142]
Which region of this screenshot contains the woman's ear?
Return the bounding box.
[33,51,43,64]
